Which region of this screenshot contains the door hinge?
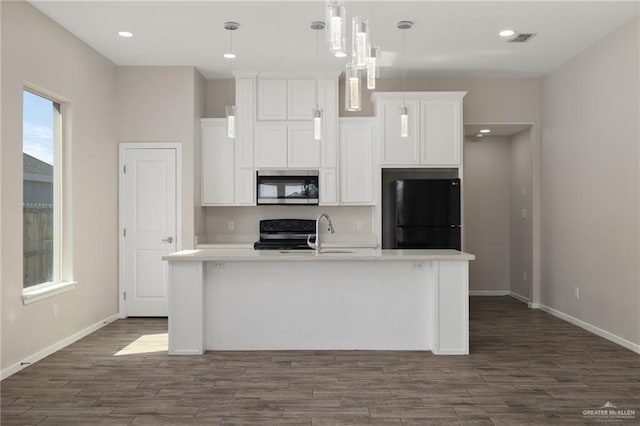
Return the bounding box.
[123,164,126,174]
[123,228,127,237]
[124,291,127,301]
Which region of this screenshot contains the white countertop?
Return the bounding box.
[195,233,379,250]
[163,248,475,262]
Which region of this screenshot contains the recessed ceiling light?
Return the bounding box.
[476,134,484,138]
[118,31,134,38]
[335,51,348,58]
[479,129,491,133]
[223,53,237,59]
[499,29,515,37]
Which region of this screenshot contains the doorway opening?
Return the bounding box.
[464,124,534,304]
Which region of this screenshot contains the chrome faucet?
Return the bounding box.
[307,213,335,253]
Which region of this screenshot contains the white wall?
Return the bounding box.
[1,1,118,371]
[205,79,234,118]
[464,137,511,293]
[207,76,541,123]
[116,66,200,249]
[541,17,639,346]
[340,77,541,124]
[509,129,532,300]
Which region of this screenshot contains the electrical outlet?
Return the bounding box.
[522,187,527,197]
[227,221,234,232]
[575,286,580,299]
[521,208,527,219]
[356,220,363,231]
[211,262,225,270]
[52,304,59,319]
[523,271,527,282]
[412,263,424,271]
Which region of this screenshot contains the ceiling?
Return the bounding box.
[31,1,639,80]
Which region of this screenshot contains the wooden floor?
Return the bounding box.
[2,297,639,425]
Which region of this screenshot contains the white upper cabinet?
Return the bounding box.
[380,101,420,165]
[340,118,374,205]
[254,75,338,170]
[257,79,287,120]
[319,168,338,206]
[372,92,466,167]
[201,119,235,205]
[257,78,316,121]
[255,123,320,169]
[287,79,316,120]
[420,100,462,165]
[319,78,338,169]
[288,124,320,168]
[254,124,288,168]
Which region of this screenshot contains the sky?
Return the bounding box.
[23,90,54,165]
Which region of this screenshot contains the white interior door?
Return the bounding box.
[123,147,177,316]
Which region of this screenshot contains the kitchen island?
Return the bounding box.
[163,249,475,355]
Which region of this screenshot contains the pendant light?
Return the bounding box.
[311,21,325,141]
[398,20,413,138]
[326,0,346,57]
[366,46,379,89]
[351,15,370,68]
[365,0,378,89]
[345,62,361,111]
[223,21,239,139]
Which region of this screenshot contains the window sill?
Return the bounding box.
[22,281,77,305]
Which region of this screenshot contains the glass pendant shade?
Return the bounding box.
[313,108,323,141]
[352,16,369,68]
[400,105,409,138]
[326,1,346,56]
[345,63,361,112]
[226,105,236,139]
[366,46,379,90]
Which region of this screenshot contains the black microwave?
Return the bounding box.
[256,170,319,205]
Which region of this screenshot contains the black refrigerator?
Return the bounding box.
[390,179,461,250]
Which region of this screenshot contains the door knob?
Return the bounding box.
[161,236,174,243]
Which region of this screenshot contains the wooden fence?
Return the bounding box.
[23,204,53,287]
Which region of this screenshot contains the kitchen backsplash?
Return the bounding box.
[204,206,374,236]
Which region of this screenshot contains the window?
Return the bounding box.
[23,90,62,289]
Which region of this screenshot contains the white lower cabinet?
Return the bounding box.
[201,119,234,205]
[319,168,338,206]
[339,118,374,205]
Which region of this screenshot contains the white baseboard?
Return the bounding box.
[509,291,530,304]
[469,290,510,296]
[538,304,640,355]
[1,313,120,380]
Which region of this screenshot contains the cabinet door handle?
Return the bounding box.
[161,237,174,243]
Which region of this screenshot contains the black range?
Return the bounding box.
[253,219,316,250]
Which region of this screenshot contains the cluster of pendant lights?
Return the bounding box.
[223,2,414,141]
[326,0,380,113]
